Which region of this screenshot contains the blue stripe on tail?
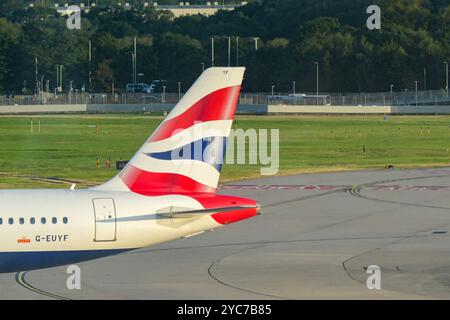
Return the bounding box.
[146,136,228,172]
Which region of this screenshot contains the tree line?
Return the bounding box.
[0,0,448,94]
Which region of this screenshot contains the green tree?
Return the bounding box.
[0,18,21,92]
[93,59,115,92]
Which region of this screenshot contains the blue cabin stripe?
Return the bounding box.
[0,249,132,273]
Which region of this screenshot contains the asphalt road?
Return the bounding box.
[3,168,450,299]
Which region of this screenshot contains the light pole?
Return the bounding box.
[162,85,166,103]
[227,36,231,67]
[40,75,45,93]
[56,65,59,92]
[236,36,239,66]
[211,37,215,67]
[292,81,296,94]
[390,84,394,104]
[35,57,38,94]
[201,62,205,72]
[271,85,275,96]
[131,53,135,85]
[314,62,319,100]
[134,37,137,85]
[445,61,448,96]
[178,82,181,100]
[59,65,63,92]
[252,37,259,51]
[89,40,92,92]
[415,81,418,106]
[69,80,73,103]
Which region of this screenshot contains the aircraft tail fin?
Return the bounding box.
[95,67,245,195]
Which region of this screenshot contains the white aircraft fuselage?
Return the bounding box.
[0,189,251,272]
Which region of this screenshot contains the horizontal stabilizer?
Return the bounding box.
[158,204,261,218]
[97,204,261,223]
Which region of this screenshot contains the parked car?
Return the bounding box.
[148,80,167,93]
[23,96,46,105]
[126,83,152,93]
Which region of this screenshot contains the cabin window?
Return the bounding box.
[0,218,2,225]
[19,218,24,225]
[52,217,57,224]
[63,217,68,224]
[30,217,35,224]
[8,218,13,225]
[41,217,46,224]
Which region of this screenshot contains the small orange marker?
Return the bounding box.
[17,238,31,244]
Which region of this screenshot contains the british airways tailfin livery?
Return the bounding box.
[0,67,260,273]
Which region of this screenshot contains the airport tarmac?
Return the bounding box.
[2,167,450,299]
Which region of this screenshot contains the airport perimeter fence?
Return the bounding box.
[1,89,449,107]
[260,89,450,107]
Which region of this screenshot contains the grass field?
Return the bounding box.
[0,114,449,189]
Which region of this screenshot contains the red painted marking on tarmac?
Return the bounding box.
[220,185,339,191]
[220,184,450,192]
[372,185,450,192]
[421,170,450,175]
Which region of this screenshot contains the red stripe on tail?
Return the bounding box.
[150,85,241,142]
[120,165,216,195]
